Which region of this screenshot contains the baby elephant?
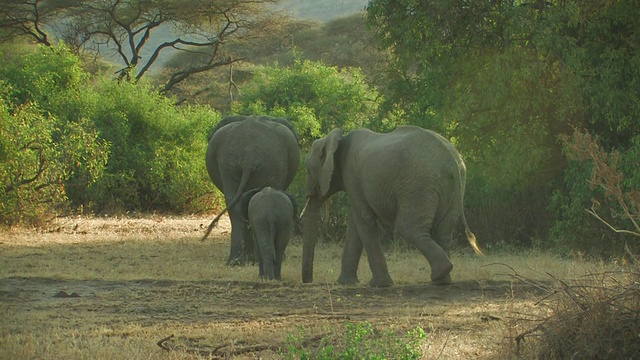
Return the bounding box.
[241,187,297,280]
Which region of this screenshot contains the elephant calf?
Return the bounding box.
[241,187,297,280]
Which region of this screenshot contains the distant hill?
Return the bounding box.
[277,0,369,22]
[66,1,371,74]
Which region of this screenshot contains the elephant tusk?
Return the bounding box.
[299,198,310,219]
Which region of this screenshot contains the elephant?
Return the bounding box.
[301,126,483,287]
[204,115,300,265]
[241,187,298,280]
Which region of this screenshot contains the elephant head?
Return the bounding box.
[302,128,343,283]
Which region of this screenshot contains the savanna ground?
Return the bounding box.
[0,216,616,359]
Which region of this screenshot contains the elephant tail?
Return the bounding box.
[463,216,484,256]
[200,170,252,242]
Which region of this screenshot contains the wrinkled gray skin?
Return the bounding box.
[241,187,297,280]
[206,115,299,265]
[302,126,482,287]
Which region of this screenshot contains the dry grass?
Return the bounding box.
[509,268,640,359]
[0,215,620,359]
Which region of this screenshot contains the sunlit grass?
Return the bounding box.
[0,216,624,359]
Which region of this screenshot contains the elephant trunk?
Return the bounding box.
[302,197,322,283]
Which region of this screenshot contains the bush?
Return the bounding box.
[0,44,108,225]
[233,59,390,149]
[548,129,640,256]
[283,321,425,360]
[83,79,220,213]
[0,42,223,222]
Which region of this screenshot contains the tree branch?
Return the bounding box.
[587,204,640,238]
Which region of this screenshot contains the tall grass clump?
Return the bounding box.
[513,268,640,359]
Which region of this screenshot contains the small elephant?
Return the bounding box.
[241,187,297,280]
[203,115,300,266]
[302,126,482,287]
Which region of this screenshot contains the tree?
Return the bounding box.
[233,59,386,149]
[0,0,284,97]
[365,0,640,251]
[0,0,69,46]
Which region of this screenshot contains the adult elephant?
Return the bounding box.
[302,126,482,287]
[205,115,300,265]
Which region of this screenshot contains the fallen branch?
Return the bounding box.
[156,333,327,358]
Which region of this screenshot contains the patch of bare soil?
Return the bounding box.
[0,216,546,359]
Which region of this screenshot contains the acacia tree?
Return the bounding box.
[1,0,282,95]
[0,0,70,46]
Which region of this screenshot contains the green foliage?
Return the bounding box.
[0,44,108,225]
[366,0,640,254]
[233,59,387,149]
[549,130,640,256]
[0,42,222,223]
[283,322,425,360]
[85,79,219,213]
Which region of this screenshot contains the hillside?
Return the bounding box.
[278,0,369,21]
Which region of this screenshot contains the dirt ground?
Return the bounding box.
[0,216,553,359]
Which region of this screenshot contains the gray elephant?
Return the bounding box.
[302,126,482,287]
[204,115,300,265]
[241,187,298,280]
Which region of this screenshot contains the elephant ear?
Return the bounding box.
[240,188,261,221]
[318,128,343,197]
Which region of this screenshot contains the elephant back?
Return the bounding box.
[206,115,301,195]
[208,115,299,145]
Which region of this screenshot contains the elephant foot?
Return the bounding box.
[337,273,359,285]
[430,261,453,285]
[226,256,244,266]
[431,274,452,285]
[368,275,394,288]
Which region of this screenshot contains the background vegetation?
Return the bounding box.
[1,0,639,259]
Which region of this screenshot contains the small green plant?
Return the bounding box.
[283,321,425,360]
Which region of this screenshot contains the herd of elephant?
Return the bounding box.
[203,115,483,287]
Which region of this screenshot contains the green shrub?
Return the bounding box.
[548,130,640,257]
[0,44,108,225]
[85,79,220,213]
[0,42,223,221]
[283,321,425,360]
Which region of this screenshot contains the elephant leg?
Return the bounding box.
[227,205,249,266]
[433,214,456,258]
[430,225,454,285]
[244,226,256,264]
[256,238,265,278]
[337,215,363,285]
[351,208,393,287]
[396,195,453,285]
[274,229,290,281]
